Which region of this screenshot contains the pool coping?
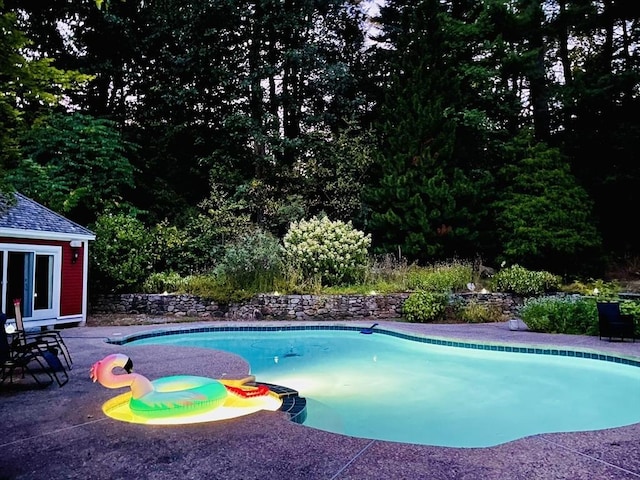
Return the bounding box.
[107,323,640,368]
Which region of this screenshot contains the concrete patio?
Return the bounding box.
[2,320,640,480]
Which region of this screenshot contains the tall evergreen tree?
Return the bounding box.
[365,0,496,263]
[492,131,603,277]
[551,0,640,256]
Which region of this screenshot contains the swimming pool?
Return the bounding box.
[119,326,640,448]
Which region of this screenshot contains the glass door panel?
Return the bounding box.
[6,252,31,317]
[1,246,60,321]
[34,254,53,310]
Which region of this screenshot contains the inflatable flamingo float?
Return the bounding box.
[90,353,274,421]
[90,353,230,419]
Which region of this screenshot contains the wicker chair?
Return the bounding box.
[597,302,636,342]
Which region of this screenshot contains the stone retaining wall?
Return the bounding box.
[90,292,524,321]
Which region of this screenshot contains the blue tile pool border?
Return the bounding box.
[107,324,640,369]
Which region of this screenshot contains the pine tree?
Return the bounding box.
[365,0,491,263]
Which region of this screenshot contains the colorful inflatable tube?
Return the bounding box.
[90,353,228,419]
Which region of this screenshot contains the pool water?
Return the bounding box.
[129,328,640,447]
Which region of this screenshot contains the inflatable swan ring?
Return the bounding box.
[90,353,229,418]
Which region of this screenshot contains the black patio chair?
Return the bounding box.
[597,302,636,342]
[1,313,55,388]
[6,304,70,387]
[12,298,73,370]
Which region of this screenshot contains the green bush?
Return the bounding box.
[489,264,561,296]
[620,300,640,336]
[283,216,371,286]
[403,291,448,323]
[561,279,621,298]
[459,300,504,323]
[214,229,283,291]
[90,213,154,293]
[406,261,473,292]
[150,220,189,275]
[520,296,597,335]
[142,272,185,294]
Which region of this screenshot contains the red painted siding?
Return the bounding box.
[0,236,84,316]
[61,243,84,315]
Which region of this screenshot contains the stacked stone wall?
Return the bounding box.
[90,292,527,321]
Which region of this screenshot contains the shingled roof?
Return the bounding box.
[0,192,95,241]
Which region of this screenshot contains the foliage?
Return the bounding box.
[0,5,92,193]
[181,275,255,304]
[282,216,371,286]
[364,0,496,264]
[364,254,412,285]
[150,220,190,275]
[89,213,154,293]
[6,0,640,280]
[561,279,621,299]
[143,272,257,304]
[174,213,225,275]
[8,113,135,224]
[519,296,598,335]
[406,261,473,293]
[489,265,561,297]
[166,188,265,277]
[75,0,370,227]
[213,229,284,292]
[0,5,27,184]
[492,133,603,276]
[297,121,375,224]
[620,301,640,336]
[142,272,186,294]
[457,300,504,324]
[321,283,402,295]
[273,264,325,295]
[402,291,448,323]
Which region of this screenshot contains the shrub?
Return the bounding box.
[519,296,597,335]
[402,291,448,323]
[150,220,189,275]
[620,300,640,336]
[489,264,561,296]
[282,216,371,286]
[406,261,473,292]
[459,300,504,323]
[90,213,154,293]
[561,279,621,298]
[179,213,227,275]
[142,272,185,294]
[214,229,283,291]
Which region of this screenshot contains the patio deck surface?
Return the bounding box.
[2,320,640,480]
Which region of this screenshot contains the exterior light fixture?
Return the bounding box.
[70,240,82,264]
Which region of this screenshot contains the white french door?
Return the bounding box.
[0,244,61,321]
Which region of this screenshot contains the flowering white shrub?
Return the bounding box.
[283,216,371,286]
